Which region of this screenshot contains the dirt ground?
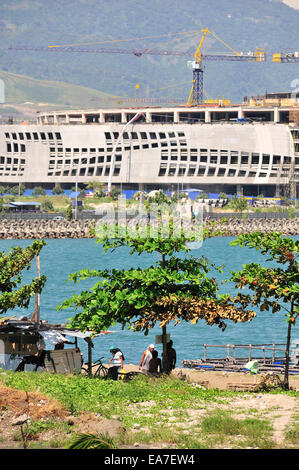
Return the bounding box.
[125,363,299,391]
[0,368,298,449]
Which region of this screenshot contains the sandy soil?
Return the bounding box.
[124,363,299,391]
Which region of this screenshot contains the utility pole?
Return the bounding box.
[108,112,144,196]
[75,171,78,220]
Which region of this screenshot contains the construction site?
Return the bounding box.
[1,28,298,200]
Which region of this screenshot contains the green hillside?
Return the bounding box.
[0,0,298,104]
[0,70,115,106]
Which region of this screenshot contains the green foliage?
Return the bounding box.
[65,205,73,220]
[197,193,209,200]
[52,185,64,195]
[67,432,115,449]
[43,200,54,212]
[8,185,24,196]
[58,221,255,337]
[0,186,7,196]
[86,181,105,198]
[110,188,121,200]
[0,370,237,415]
[230,231,299,388]
[227,195,248,212]
[32,186,46,197]
[0,240,47,314]
[145,190,171,208]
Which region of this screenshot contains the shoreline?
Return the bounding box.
[0,217,298,239]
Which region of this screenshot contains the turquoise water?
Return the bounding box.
[1,236,298,367]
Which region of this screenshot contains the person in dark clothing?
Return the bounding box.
[148,350,162,375]
[166,340,176,371]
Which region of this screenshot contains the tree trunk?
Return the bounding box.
[284,303,293,390]
[161,253,170,374]
[162,325,170,374]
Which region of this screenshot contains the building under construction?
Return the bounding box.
[0,90,298,199]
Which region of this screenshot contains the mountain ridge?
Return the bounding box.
[0,0,298,105]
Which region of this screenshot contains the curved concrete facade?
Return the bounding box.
[0,106,298,195]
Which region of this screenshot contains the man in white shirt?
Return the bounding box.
[139,344,155,374]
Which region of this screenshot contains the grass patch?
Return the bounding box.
[0,369,297,449]
[0,370,236,418]
[200,409,275,448]
[285,412,299,445]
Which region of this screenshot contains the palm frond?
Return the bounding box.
[67,432,115,449]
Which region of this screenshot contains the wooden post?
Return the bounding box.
[272,343,275,363]
[34,294,40,322]
[87,339,92,377]
[249,344,252,361]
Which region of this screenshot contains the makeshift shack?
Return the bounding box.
[0,317,113,375]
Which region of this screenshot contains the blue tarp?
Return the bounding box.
[68,191,80,199]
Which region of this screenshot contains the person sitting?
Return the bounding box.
[107,346,124,380]
[148,350,162,376]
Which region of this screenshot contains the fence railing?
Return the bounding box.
[202,343,287,363]
[0,210,297,221]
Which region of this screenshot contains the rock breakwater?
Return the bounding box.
[0,217,297,240]
[0,219,92,239]
[206,217,299,237]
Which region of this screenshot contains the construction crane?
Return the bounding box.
[272,52,299,62]
[186,28,265,105]
[8,28,266,105]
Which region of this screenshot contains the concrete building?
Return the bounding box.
[0,103,298,198]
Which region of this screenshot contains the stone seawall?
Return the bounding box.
[205,217,299,237]
[0,219,92,239]
[0,217,298,240]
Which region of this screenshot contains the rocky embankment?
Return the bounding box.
[205,217,299,237]
[0,217,298,239]
[0,219,92,239]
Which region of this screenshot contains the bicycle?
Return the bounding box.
[81,357,109,378]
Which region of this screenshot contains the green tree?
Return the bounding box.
[58,220,255,372]
[65,205,73,220]
[230,232,299,389]
[43,200,54,212]
[33,186,46,197]
[227,195,248,213]
[0,240,47,315]
[52,185,64,195]
[86,181,104,197]
[0,186,7,196]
